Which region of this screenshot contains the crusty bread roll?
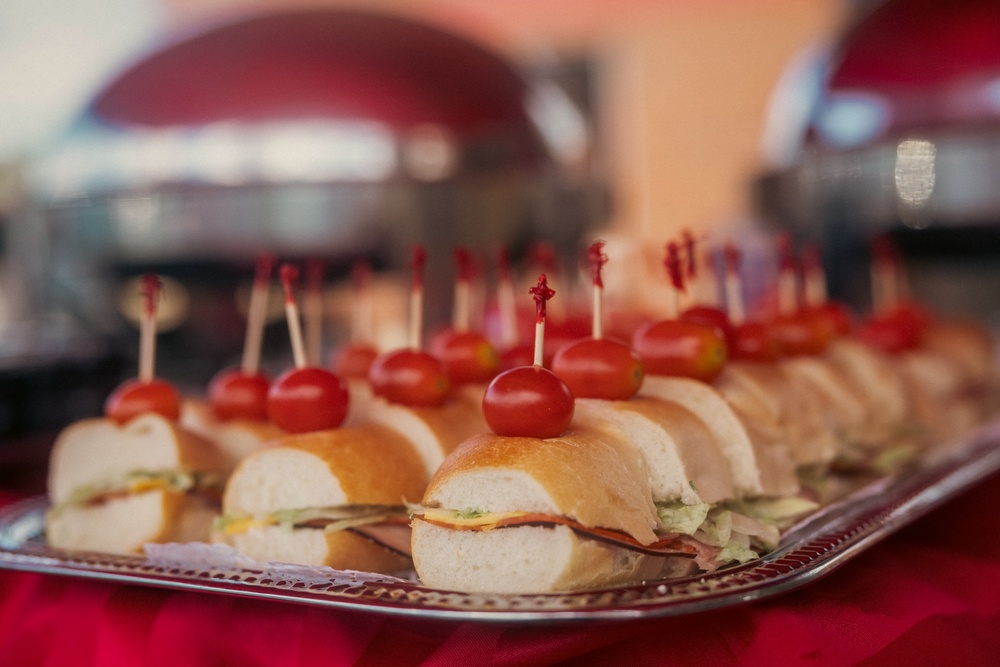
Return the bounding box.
[824,339,910,445]
[780,355,869,446]
[214,425,427,573]
[920,319,998,387]
[411,428,692,593]
[714,362,837,469]
[345,392,488,478]
[639,376,799,498]
[573,397,736,505]
[46,413,229,555]
[895,350,982,442]
[179,398,285,473]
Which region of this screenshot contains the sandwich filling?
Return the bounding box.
[51,469,225,516]
[215,504,414,557]
[413,496,818,572]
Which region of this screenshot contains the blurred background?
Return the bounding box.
[2,0,999,437]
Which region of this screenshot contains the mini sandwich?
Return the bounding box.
[572,397,798,572]
[780,354,870,452]
[712,361,838,472]
[573,397,735,506]
[345,391,488,479]
[179,398,285,473]
[825,338,911,442]
[47,413,229,555]
[896,320,1000,440]
[410,428,692,594]
[212,425,427,574]
[639,375,800,499]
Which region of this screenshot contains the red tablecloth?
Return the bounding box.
[2,474,1000,666]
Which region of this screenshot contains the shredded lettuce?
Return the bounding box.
[874,444,918,475]
[695,509,732,547]
[718,540,760,564]
[655,502,710,535]
[726,496,819,530]
[61,469,221,509]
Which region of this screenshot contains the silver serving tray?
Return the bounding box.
[2,420,999,623]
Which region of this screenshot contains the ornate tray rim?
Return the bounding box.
[2,420,999,623]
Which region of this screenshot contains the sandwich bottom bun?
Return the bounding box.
[46,490,216,555]
[411,522,693,594]
[224,524,410,574]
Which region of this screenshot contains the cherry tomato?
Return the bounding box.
[105,378,181,424]
[267,367,349,433]
[207,368,270,421]
[551,337,644,400]
[890,301,932,337]
[858,312,922,354]
[482,365,574,439]
[369,349,452,407]
[497,343,533,371]
[429,329,500,385]
[331,343,379,380]
[729,321,782,362]
[545,314,592,349]
[632,320,728,382]
[770,309,835,356]
[679,305,734,346]
[801,302,854,337]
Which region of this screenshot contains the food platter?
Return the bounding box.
[2,419,1000,623]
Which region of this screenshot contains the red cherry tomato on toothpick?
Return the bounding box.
[105,274,181,424]
[483,273,574,438]
[632,320,727,382]
[858,302,929,354]
[679,305,734,346]
[770,309,835,356]
[368,246,453,406]
[267,367,349,433]
[429,248,500,384]
[482,365,574,439]
[105,378,180,424]
[207,253,274,422]
[551,337,643,400]
[499,342,535,370]
[331,342,379,379]
[802,302,854,337]
[429,330,500,385]
[729,321,782,362]
[266,263,351,433]
[208,368,271,421]
[550,241,644,400]
[369,349,452,406]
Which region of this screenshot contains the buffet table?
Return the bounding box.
[2,445,1000,665]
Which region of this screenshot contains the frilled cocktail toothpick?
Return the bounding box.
[241,253,274,377]
[529,274,555,367]
[138,273,162,384]
[587,240,608,340]
[280,264,307,369]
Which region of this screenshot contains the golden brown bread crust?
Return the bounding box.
[256,425,428,504]
[424,428,659,544]
[616,397,737,504]
[321,528,412,573]
[404,399,489,460]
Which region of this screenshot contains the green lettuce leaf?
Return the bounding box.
[655,502,711,535]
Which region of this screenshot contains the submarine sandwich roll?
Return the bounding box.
[410,428,693,594]
[46,413,229,555]
[213,425,426,574]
